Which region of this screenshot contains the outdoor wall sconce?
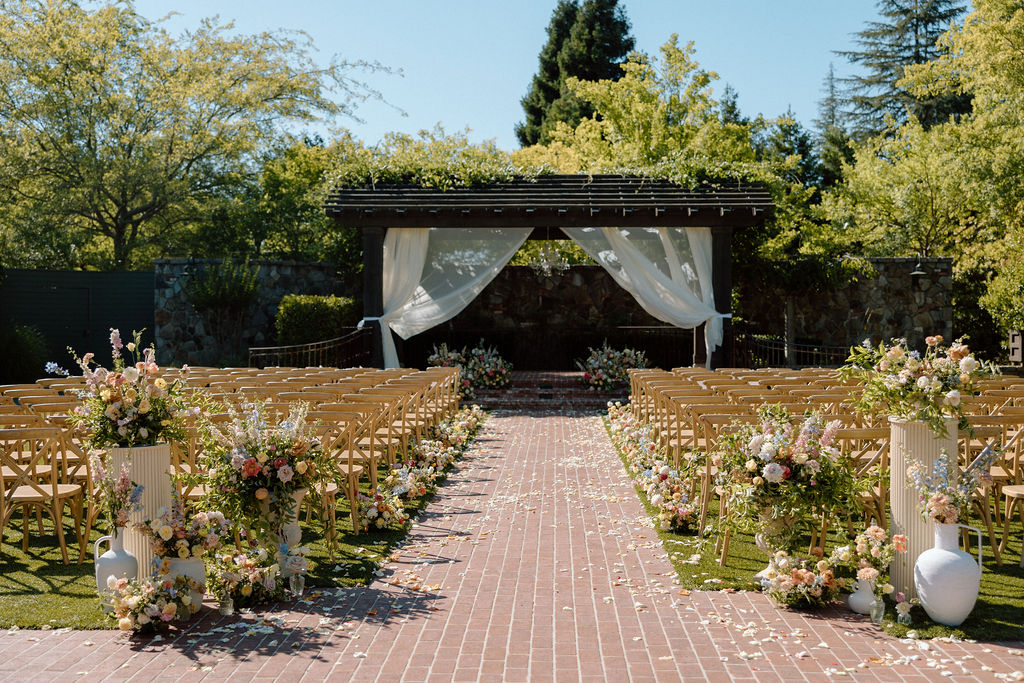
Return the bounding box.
[910,259,927,277]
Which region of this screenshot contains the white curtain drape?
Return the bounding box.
[563,227,728,366]
[369,227,532,368]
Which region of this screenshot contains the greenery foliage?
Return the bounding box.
[275,294,361,345]
[0,0,382,270]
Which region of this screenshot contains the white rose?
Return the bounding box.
[916,375,931,390]
[959,356,979,373]
[944,390,961,407]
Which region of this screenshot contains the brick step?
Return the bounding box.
[469,370,626,411]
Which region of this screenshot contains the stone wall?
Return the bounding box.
[154,258,343,366]
[404,258,953,369]
[738,257,953,349]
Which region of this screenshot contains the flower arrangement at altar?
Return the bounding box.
[716,406,858,553]
[606,401,699,531]
[199,401,336,538]
[135,493,229,561]
[464,339,513,390]
[577,342,648,392]
[89,455,144,532]
[107,573,201,632]
[907,446,998,524]
[63,329,192,448]
[357,489,410,531]
[829,524,905,597]
[427,341,511,399]
[839,335,999,435]
[760,550,841,608]
[208,547,283,606]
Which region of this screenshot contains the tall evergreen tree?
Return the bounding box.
[813,64,855,188]
[837,0,970,138]
[515,0,634,146]
[718,84,748,126]
[515,0,579,147]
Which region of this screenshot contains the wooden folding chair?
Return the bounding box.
[0,427,88,563]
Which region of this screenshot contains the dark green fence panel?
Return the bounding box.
[0,269,154,367]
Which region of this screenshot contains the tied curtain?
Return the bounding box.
[372,227,532,368]
[562,227,727,366]
[369,226,727,369]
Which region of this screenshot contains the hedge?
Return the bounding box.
[275,294,361,346]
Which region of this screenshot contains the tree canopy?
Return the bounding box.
[515,0,634,147]
[0,0,381,270]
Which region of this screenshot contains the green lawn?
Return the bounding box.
[605,418,1024,642]
[0,468,450,629]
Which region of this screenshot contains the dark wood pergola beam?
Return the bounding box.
[326,174,774,369]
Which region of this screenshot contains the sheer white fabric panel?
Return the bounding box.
[381,227,532,368]
[563,227,727,364]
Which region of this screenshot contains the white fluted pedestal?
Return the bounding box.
[889,417,957,600]
[105,443,173,578]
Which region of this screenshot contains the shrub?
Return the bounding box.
[275,294,361,345]
[576,342,648,392]
[0,323,47,383]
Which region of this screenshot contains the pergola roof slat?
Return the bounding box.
[325,174,773,228]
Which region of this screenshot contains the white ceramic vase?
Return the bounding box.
[914,522,983,626]
[94,529,138,613]
[847,578,875,615]
[888,417,957,600]
[166,556,206,613]
[105,443,173,577]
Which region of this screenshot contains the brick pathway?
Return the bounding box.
[4,411,1024,682]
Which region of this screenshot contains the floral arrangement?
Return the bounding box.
[577,342,648,392]
[199,401,335,540]
[760,550,841,608]
[606,401,700,531]
[208,547,283,605]
[61,329,193,448]
[464,339,513,390]
[88,455,143,532]
[716,406,858,552]
[829,524,905,597]
[427,341,511,399]
[383,465,436,500]
[839,335,999,435]
[357,489,410,531]
[107,574,201,632]
[136,493,229,562]
[907,446,998,524]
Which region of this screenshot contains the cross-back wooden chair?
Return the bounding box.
[307,414,364,552]
[0,427,88,563]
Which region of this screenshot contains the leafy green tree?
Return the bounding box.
[0,0,382,270]
[514,35,754,170]
[515,0,634,146]
[754,109,820,189]
[838,0,970,138]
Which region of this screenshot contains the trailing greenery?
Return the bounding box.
[275,294,361,345]
[0,323,47,383]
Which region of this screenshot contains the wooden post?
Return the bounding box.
[710,226,733,369]
[362,226,386,368]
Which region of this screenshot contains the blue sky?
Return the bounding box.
[133,1,881,151]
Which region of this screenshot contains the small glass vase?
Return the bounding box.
[289,573,305,597]
[897,609,912,626]
[218,596,234,616]
[869,598,885,624]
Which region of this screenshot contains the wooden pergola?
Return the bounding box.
[324,174,774,368]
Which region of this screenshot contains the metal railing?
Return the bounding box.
[247,328,373,369]
[739,335,852,369]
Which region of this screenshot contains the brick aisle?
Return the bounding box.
[4,411,1024,682]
